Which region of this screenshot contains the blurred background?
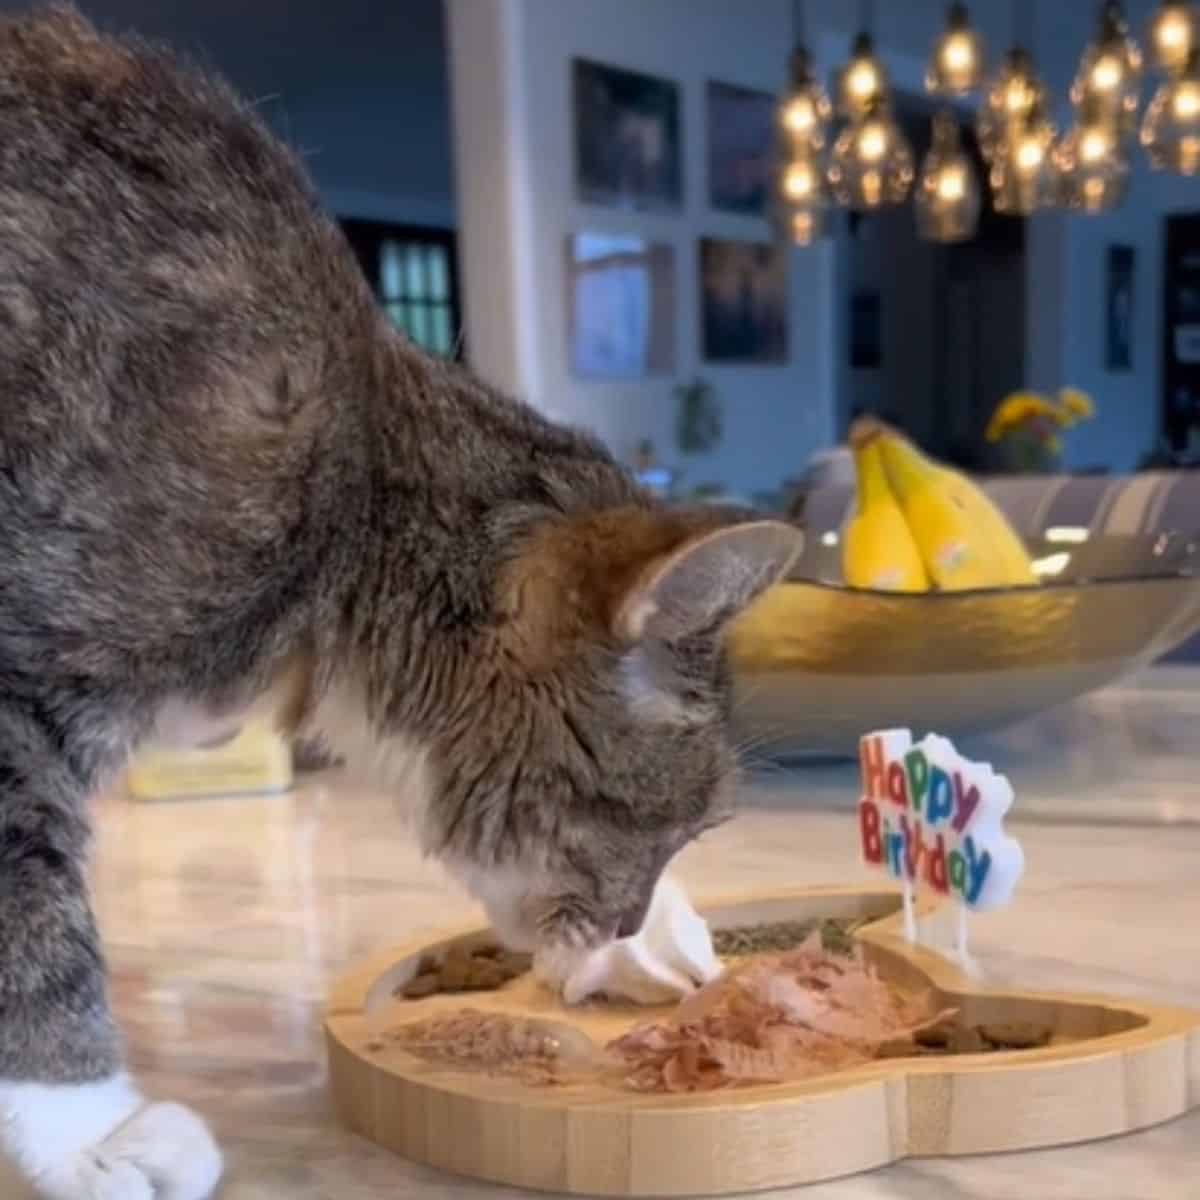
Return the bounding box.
[23,0,1200,511]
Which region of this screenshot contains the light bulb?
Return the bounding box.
[1091,55,1123,91]
[783,97,816,134]
[1071,2,1143,137]
[779,45,832,151]
[1176,81,1200,116]
[978,47,1049,161]
[1016,137,1045,173]
[1005,78,1034,114]
[989,106,1056,215]
[836,33,889,119]
[1053,106,1129,213]
[916,110,981,242]
[828,103,914,210]
[943,35,973,73]
[848,62,879,101]
[1148,2,1196,75]
[858,123,888,162]
[937,165,967,201]
[784,160,818,198]
[774,145,827,247]
[927,4,987,96]
[1142,47,1200,172]
[1081,127,1113,161]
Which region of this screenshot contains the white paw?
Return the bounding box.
[0,1076,222,1200]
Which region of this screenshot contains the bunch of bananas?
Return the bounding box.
[842,418,1038,593]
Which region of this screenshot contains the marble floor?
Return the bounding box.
[16,668,1200,1198]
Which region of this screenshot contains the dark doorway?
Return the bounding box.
[840,95,1027,470]
[1163,213,1200,450]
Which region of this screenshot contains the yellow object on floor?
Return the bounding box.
[125,721,293,801]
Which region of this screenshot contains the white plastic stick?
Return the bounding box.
[902,880,917,943]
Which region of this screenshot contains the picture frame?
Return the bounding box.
[706,80,776,216]
[566,232,676,378]
[572,58,682,211]
[699,237,788,364]
[1106,244,1135,372]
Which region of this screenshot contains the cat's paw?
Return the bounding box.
[0,1076,222,1200]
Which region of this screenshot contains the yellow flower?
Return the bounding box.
[986,391,1058,441]
[1057,388,1095,421]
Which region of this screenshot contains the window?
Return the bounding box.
[340,219,464,359]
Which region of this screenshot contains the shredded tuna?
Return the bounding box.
[607,936,953,1093]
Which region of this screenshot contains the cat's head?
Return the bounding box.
[429,507,801,973]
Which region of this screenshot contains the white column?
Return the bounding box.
[444,0,542,404]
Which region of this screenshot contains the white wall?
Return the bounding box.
[451,0,840,498]
[18,0,457,229]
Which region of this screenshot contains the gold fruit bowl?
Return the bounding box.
[730,532,1200,757]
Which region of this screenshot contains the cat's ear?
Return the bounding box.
[613,520,802,643]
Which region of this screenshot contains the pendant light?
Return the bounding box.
[776,147,828,245]
[1071,2,1144,138]
[988,98,1057,215]
[1141,46,1200,172]
[779,42,832,150]
[776,0,831,246]
[1052,97,1130,212]
[828,97,915,211]
[977,0,1050,163]
[926,3,988,96]
[835,0,888,119]
[915,110,982,242]
[977,48,1050,163]
[1147,1,1197,76]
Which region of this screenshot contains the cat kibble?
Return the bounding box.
[399,943,532,999]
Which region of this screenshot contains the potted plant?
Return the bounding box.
[985,388,1095,473]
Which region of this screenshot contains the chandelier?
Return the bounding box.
[916,108,982,241]
[774,2,832,246]
[775,0,1198,248]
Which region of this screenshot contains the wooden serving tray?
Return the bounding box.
[325,887,1200,1196]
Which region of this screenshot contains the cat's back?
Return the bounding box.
[0,4,374,426]
[0,7,377,652]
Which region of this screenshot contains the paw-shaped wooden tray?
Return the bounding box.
[325,887,1200,1196]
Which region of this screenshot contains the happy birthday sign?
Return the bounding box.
[858,729,1023,914]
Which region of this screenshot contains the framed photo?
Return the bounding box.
[707,81,776,216]
[566,232,676,378]
[573,58,682,211]
[699,237,788,363]
[850,291,882,369]
[1106,244,1135,372]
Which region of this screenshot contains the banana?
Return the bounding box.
[934,465,1039,588]
[842,426,931,592]
[871,422,1037,591]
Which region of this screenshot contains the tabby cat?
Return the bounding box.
[0,7,800,1196]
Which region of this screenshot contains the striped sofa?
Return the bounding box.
[797,471,1200,662]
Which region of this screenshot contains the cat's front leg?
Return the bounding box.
[0,707,222,1200]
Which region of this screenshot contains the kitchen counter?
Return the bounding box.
[12,667,1198,1199]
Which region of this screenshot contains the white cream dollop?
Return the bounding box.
[561,875,721,1006]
